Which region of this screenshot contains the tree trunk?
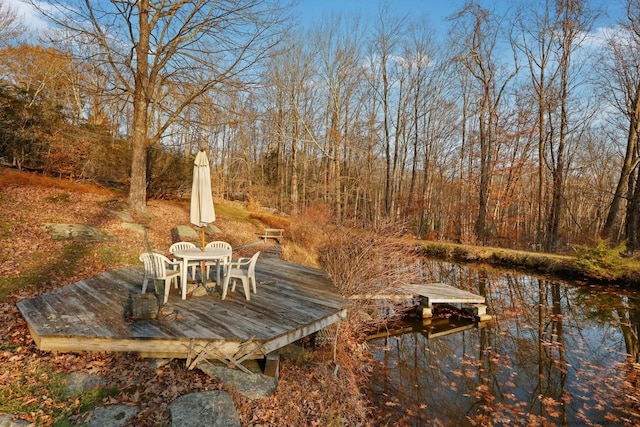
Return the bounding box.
[626,168,640,251]
[127,0,150,214]
[603,96,640,239]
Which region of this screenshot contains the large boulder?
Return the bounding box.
[197,360,277,400]
[169,391,241,427]
[41,223,116,242]
[88,405,137,427]
[172,225,199,241]
[205,224,222,235]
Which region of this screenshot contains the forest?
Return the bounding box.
[2,0,640,253]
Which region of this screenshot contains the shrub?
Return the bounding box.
[572,239,627,281]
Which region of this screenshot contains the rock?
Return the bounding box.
[205,224,222,235]
[169,391,241,427]
[65,372,107,396]
[41,223,116,242]
[147,358,172,369]
[197,360,277,400]
[109,209,134,223]
[172,225,199,241]
[120,223,146,234]
[191,285,208,297]
[0,413,31,427]
[88,405,137,427]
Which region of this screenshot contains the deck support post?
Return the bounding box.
[264,352,280,378]
[462,303,492,322]
[419,297,433,318]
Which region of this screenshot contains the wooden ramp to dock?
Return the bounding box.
[17,257,348,368]
[350,282,491,322]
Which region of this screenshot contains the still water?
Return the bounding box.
[366,260,640,426]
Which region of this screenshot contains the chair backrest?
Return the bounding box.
[205,241,232,251]
[169,241,196,254]
[139,252,172,279]
[206,241,232,263]
[247,251,260,277]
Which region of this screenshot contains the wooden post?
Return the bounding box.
[264,352,280,378]
[462,303,492,322]
[419,297,433,318]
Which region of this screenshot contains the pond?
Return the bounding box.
[366,259,640,426]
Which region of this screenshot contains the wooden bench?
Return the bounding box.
[260,228,284,243]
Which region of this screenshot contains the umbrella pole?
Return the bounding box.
[201,227,206,286]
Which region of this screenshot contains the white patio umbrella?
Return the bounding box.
[190,149,216,251]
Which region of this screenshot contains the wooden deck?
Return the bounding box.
[17,256,348,363]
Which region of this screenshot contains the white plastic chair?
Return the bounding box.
[204,241,232,280]
[169,241,198,280]
[221,251,260,301]
[139,252,182,304]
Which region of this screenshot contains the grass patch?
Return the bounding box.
[0,244,92,303]
[249,211,290,230]
[417,239,640,285]
[213,199,254,221]
[0,169,113,196]
[0,275,35,302]
[0,368,119,426]
[98,246,137,265]
[44,193,72,204]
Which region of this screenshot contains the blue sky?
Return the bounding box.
[295,0,624,35]
[296,0,470,31]
[7,0,627,39]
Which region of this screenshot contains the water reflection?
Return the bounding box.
[367,260,640,426]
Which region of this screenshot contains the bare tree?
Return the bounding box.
[545,0,597,251]
[450,2,518,244]
[514,0,560,247]
[0,1,25,47]
[264,35,318,215]
[370,6,406,219]
[315,14,365,223]
[29,0,292,213]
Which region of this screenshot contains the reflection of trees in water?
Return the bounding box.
[369,328,478,425]
[617,302,640,362]
[370,260,640,425]
[577,289,640,362]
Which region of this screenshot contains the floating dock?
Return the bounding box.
[350,282,492,322]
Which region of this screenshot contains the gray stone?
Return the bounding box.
[173,225,199,241]
[65,372,107,396]
[191,285,208,297]
[169,391,241,427]
[88,405,137,427]
[197,360,277,400]
[204,224,222,235]
[41,223,116,242]
[147,358,172,369]
[0,413,31,427]
[120,222,146,234]
[109,209,134,223]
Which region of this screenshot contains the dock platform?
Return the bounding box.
[350,282,491,321]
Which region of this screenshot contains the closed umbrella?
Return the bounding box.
[190,149,215,284]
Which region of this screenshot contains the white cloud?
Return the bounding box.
[4,0,49,31]
[581,26,621,49]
